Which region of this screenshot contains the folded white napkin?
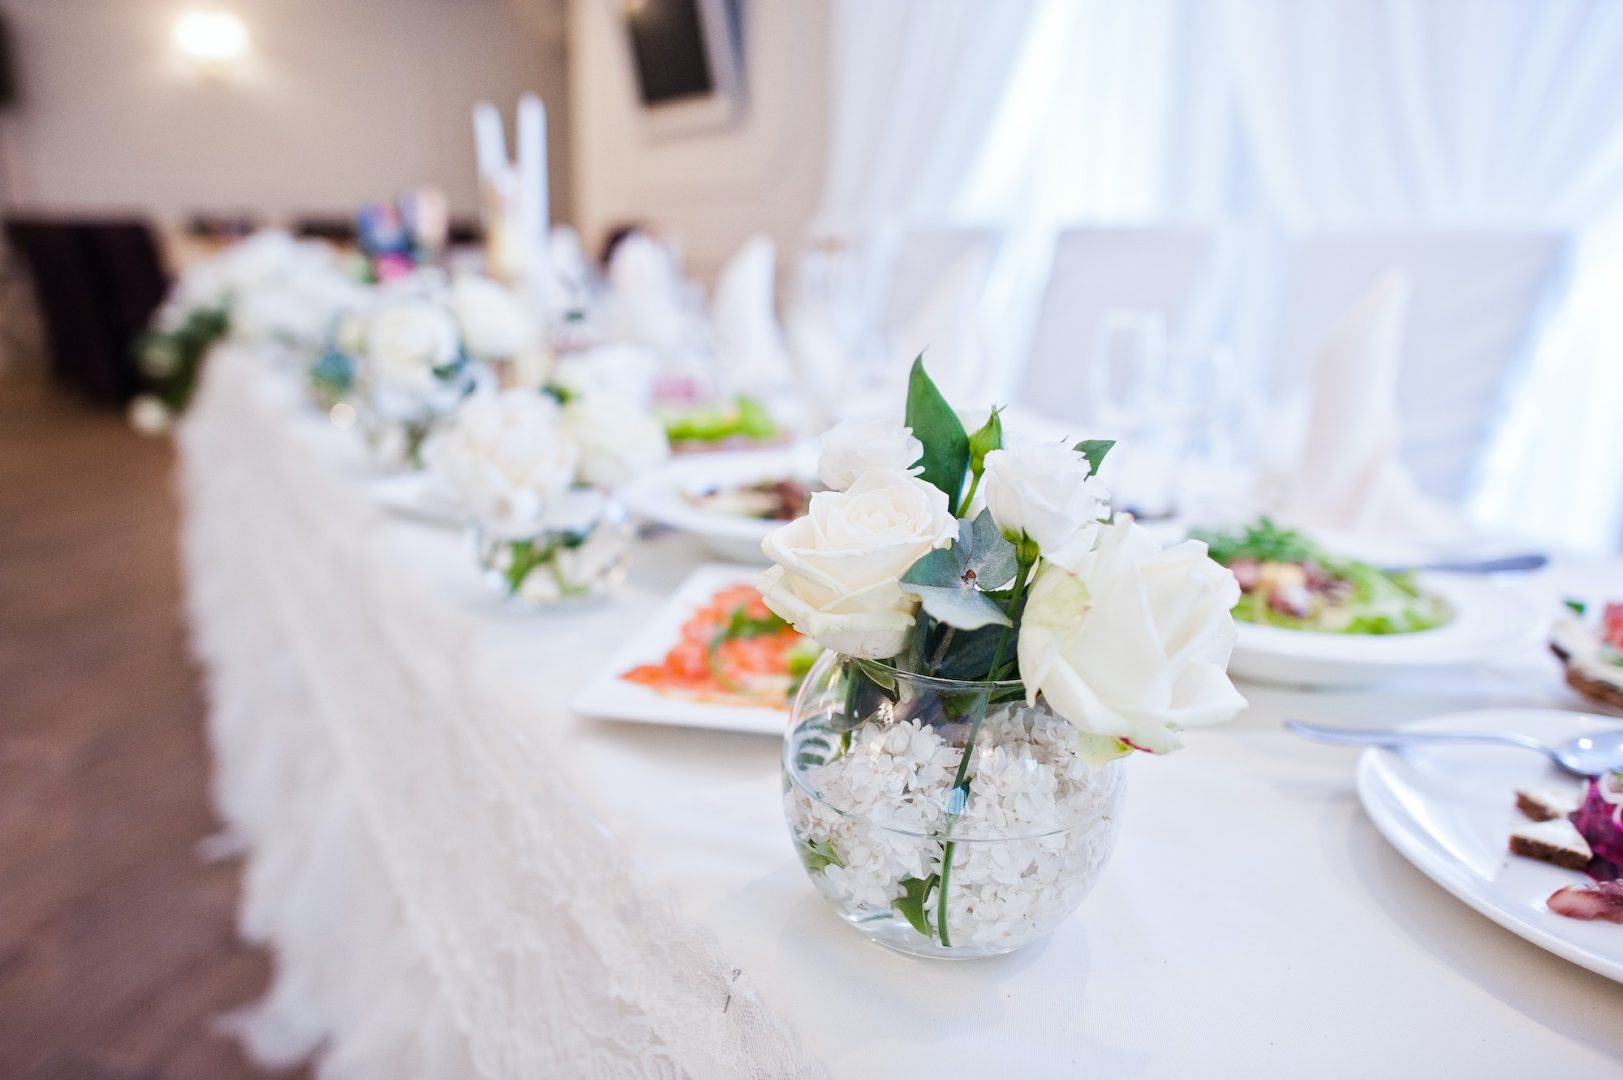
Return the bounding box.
[605,232,691,352]
[1267,270,1472,544]
[712,234,793,394]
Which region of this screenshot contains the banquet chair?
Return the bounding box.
[875,224,1002,399]
[1014,225,1217,417]
[1271,230,1567,503]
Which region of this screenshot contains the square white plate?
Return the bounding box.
[571,563,795,735]
[1357,708,1623,983]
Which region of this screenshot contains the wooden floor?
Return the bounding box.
[0,378,304,1080]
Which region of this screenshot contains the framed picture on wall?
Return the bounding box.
[621,0,744,137]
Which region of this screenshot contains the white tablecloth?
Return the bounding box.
[179,346,1623,1079]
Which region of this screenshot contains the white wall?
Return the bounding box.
[0,0,570,223]
[568,0,829,282]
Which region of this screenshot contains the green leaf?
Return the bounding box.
[851,658,898,694]
[893,875,939,938]
[799,838,843,874]
[901,575,1011,631]
[1566,598,1588,616]
[931,623,1009,681]
[1073,438,1117,476]
[905,356,970,513]
[503,537,556,595]
[959,509,1019,589]
[897,511,1019,631]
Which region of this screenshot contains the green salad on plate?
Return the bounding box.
[1192,518,1450,635]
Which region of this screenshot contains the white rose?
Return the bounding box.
[982,443,1109,558]
[560,393,670,488]
[451,275,534,359]
[1017,519,1246,755]
[423,389,584,538]
[816,417,924,491]
[367,302,460,385]
[365,302,465,420]
[758,469,956,659]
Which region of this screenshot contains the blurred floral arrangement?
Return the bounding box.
[424,383,669,604]
[314,270,542,468]
[129,231,363,434]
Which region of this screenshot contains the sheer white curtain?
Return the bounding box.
[1222,0,1623,549]
[817,0,1040,230]
[817,0,1623,546]
[952,0,1243,399]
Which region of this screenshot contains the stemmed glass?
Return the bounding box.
[1089,310,1171,516]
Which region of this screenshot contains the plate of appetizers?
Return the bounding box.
[620,443,819,564]
[571,563,820,734]
[1192,518,1543,686]
[1550,600,1623,713]
[1357,708,1623,983]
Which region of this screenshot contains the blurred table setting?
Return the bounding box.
[140,163,1623,1072]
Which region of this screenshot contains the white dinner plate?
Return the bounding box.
[618,443,818,564]
[571,563,793,735]
[368,472,463,529]
[1228,574,1545,687]
[1357,708,1623,984]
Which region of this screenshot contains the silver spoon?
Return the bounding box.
[1285,719,1623,777]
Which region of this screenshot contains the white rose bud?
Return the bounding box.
[982,443,1109,559]
[816,417,924,491]
[561,392,670,488]
[451,275,535,360]
[1018,519,1246,754]
[758,469,956,659]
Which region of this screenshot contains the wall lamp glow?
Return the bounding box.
[174,9,250,75]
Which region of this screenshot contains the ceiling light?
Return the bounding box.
[174,10,249,69]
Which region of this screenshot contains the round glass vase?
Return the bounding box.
[470,499,634,608]
[356,402,439,471]
[784,650,1126,959]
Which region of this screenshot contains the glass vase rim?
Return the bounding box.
[846,654,1026,692]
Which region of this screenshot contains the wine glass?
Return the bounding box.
[1088,309,1168,438]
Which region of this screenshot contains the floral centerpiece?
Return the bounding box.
[424,384,668,606]
[130,231,358,433]
[323,271,537,467]
[766,360,1246,957]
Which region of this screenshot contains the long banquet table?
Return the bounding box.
[178,345,1623,1078]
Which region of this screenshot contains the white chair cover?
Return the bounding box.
[1270,229,1566,502]
[876,224,1000,400]
[1015,226,1216,418]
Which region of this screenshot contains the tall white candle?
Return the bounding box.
[517,92,550,300]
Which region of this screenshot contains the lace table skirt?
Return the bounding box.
[178,346,819,1079]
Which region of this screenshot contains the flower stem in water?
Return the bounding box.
[935,555,1032,947]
